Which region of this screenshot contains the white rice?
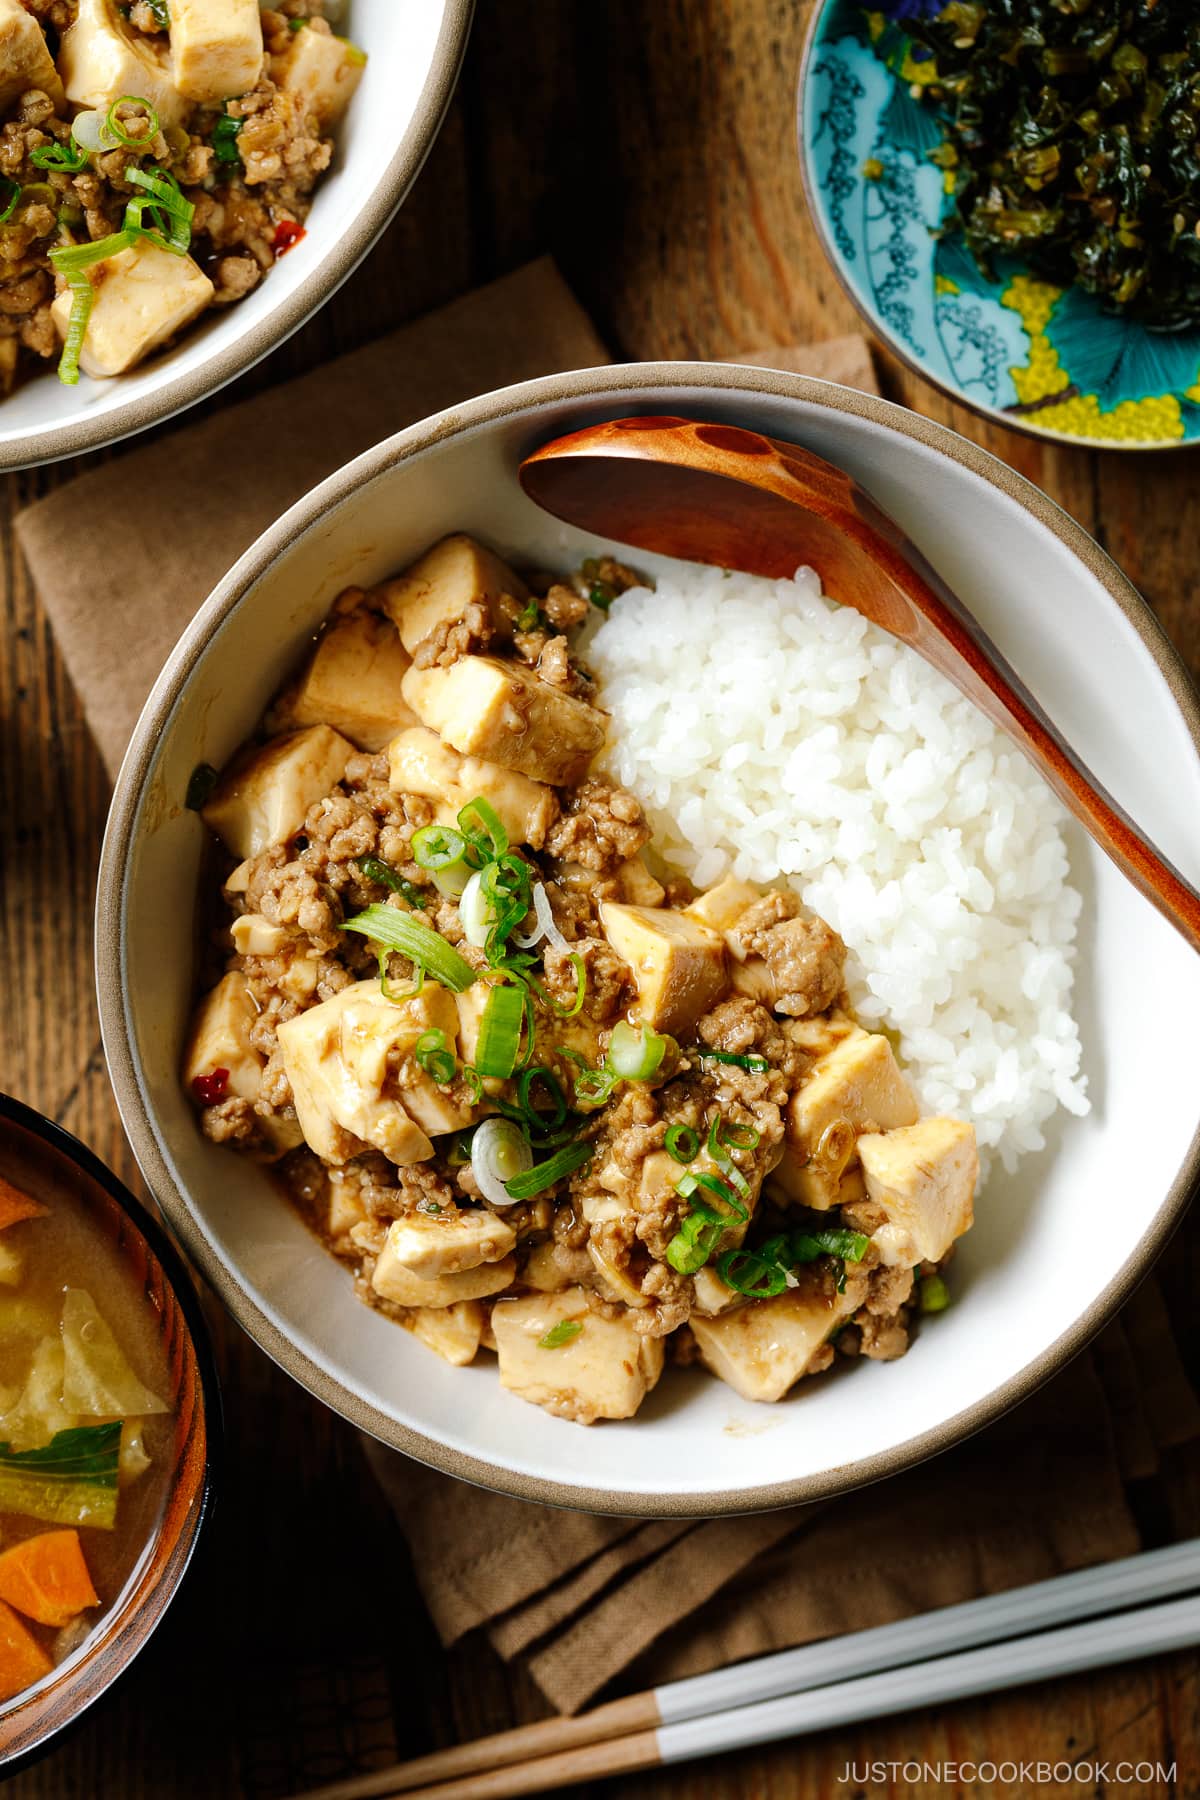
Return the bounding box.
[588,561,1090,1175]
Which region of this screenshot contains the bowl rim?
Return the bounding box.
[0,1088,221,1769]
[1,0,475,474]
[97,359,1200,1517]
[795,0,1189,454]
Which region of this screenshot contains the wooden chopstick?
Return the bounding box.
[367,1591,1200,1800]
[284,1539,1200,1800]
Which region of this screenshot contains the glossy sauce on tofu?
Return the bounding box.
[0,1151,174,1701]
[184,534,980,1425]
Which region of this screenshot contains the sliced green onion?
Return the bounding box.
[412,824,467,869]
[106,96,160,148]
[445,1127,475,1166]
[608,1020,668,1082]
[711,1114,761,1152]
[717,1248,788,1299]
[342,903,476,993]
[125,165,192,253]
[0,178,19,224]
[523,953,586,1020]
[504,1139,592,1200]
[358,856,426,908]
[55,270,93,386]
[665,1210,724,1275]
[538,1319,582,1349]
[30,137,89,172]
[411,826,474,898]
[790,1229,869,1265]
[664,1123,699,1164]
[919,1273,951,1314]
[697,1048,769,1073]
[705,1112,751,1201]
[458,796,508,864]
[147,0,171,24]
[474,983,526,1080]
[459,869,496,946]
[49,229,134,274]
[415,1029,456,1085]
[517,1067,567,1133]
[675,1170,749,1224]
[460,1067,483,1105]
[211,113,242,165]
[515,599,541,630]
[561,1048,616,1108]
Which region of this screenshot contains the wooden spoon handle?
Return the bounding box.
[522,416,1200,952]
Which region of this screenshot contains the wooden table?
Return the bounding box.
[4,1,1199,1793]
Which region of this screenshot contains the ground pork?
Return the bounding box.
[544,780,650,873]
[728,893,846,1017]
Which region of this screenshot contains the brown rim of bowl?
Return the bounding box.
[96,360,1200,1518]
[0,0,475,474]
[0,1090,220,1772]
[795,4,1188,454]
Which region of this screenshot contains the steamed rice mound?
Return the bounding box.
[588,562,1089,1173]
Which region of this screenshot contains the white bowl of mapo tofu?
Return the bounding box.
[98,367,1200,1514]
[181,531,979,1427]
[0,0,471,468]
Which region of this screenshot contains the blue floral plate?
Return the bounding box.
[798,0,1200,448]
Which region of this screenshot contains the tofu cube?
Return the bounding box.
[858,1117,978,1267]
[403,1301,485,1368]
[58,0,184,122]
[0,0,66,111]
[169,0,262,101]
[774,1028,919,1209]
[388,726,557,850]
[372,1241,515,1310]
[599,902,728,1036]
[277,21,365,128]
[401,656,605,788]
[183,971,264,1106]
[0,1239,24,1287]
[381,1208,516,1281]
[51,238,214,378]
[690,1279,864,1403]
[491,1288,665,1424]
[381,534,526,656]
[278,980,449,1166]
[614,856,666,907]
[691,1264,738,1317]
[288,613,417,752]
[230,913,288,956]
[183,973,304,1155]
[201,724,354,859]
[683,873,760,934]
[326,1170,366,1243]
[519,1241,571,1293]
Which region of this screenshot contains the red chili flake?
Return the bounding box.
[192,1068,230,1105]
[273,219,306,256]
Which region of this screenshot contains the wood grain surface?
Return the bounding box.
[3,1,1199,1794]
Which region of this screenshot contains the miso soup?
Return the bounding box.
[0,1161,175,1705]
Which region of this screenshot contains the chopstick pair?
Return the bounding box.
[286,1538,1200,1800]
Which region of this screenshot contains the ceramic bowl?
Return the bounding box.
[799,0,1200,450]
[0,0,473,472]
[0,1092,219,1769]
[97,363,1200,1516]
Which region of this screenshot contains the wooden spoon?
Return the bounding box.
[520,414,1200,953]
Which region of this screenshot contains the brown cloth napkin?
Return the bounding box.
[17,260,1200,1720]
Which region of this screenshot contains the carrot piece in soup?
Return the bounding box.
[0,1176,48,1231]
[0,1530,100,1629]
[0,1597,53,1701]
